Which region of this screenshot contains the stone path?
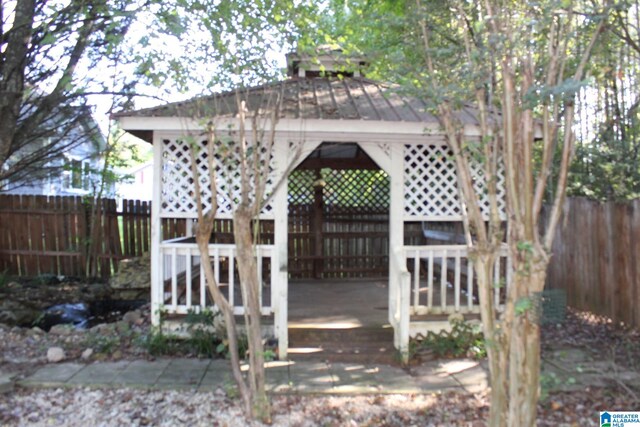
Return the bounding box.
[8,358,488,395]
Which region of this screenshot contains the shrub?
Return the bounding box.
[415,317,486,359]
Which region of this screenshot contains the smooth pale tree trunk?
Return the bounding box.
[233,206,270,422]
[194,222,252,416]
[473,251,507,427]
[506,261,547,426]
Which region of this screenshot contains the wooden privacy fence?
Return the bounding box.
[546,197,640,328]
[1,194,424,280]
[0,195,151,277]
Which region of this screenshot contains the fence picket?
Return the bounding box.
[545,198,640,328]
[0,195,154,277]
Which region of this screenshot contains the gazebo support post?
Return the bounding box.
[150,134,164,326]
[389,143,409,360]
[272,140,289,360]
[312,169,324,279]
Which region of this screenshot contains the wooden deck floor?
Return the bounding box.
[288,278,390,329]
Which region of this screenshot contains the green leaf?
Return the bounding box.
[515,297,534,316]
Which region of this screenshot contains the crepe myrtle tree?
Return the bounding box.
[180,92,299,422]
[411,1,611,425]
[147,0,314,420]
[314,0,623,423]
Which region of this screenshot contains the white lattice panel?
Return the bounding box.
[403,144,505,219]
[161,139,274,218]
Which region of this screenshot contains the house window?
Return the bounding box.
[63,158,91,191]
[71,159,83,189]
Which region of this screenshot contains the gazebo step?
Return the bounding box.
[287,327,396,364]
[288,327,393,344]
[287,345,397,364]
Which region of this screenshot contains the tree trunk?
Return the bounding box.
[506,266,547,426]
[194,227,252,416]
[0,0,35,171]
[474,250,508,427]
[234,207,271,423]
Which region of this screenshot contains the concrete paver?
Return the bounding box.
[0,370,15,393]
[411,360,473,392]
[264,361,294,393]
[19,357,489,395]
[22,363,85,386]
[115,359,171,386]
[158,358,210,388]
[67,361,129,386]
[450,363,489,393]
[373,365,423,394]
[289,362,336,392]
[198,359,235,392]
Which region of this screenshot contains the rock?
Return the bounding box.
[112,350,123,360]
[109,254,150,301]
[29,326,44,335]
[90,323,114,334]
[36,274,61,285]
[81,348,94,360]
[0,298,41,326]
[86,283,112,300]
[447,312,464,323]
[122,310,142,325]
[47,347,66,363]
[114,320,130,334]
[49,324,74,336]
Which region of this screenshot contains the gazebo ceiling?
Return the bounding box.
[295,142,381,170]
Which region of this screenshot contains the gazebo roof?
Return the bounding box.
[115,76,485,141]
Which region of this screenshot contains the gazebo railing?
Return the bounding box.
[159,239,276,316]
[403,245,511,315]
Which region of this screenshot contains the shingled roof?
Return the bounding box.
[114,76,483,126]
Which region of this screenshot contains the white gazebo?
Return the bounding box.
[115,51,508,360]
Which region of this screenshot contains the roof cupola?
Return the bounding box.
[286,46,368,79]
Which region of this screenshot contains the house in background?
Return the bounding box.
[117,161,153,201]
[1,106,112,197]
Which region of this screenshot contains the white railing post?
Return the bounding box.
[399,268,411,362]
[391,246,411,363]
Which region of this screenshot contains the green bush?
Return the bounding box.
[139,327,184,356]
[185,308,226,358]
[0,270,8,288]
[84,333,121,354]
[416,318,486,359]
[139,308,254,359]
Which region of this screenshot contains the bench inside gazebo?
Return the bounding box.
[115,50,510,360]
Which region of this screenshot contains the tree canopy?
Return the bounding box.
[0,0,145,190]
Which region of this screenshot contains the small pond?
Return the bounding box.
[36,299,146,331]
